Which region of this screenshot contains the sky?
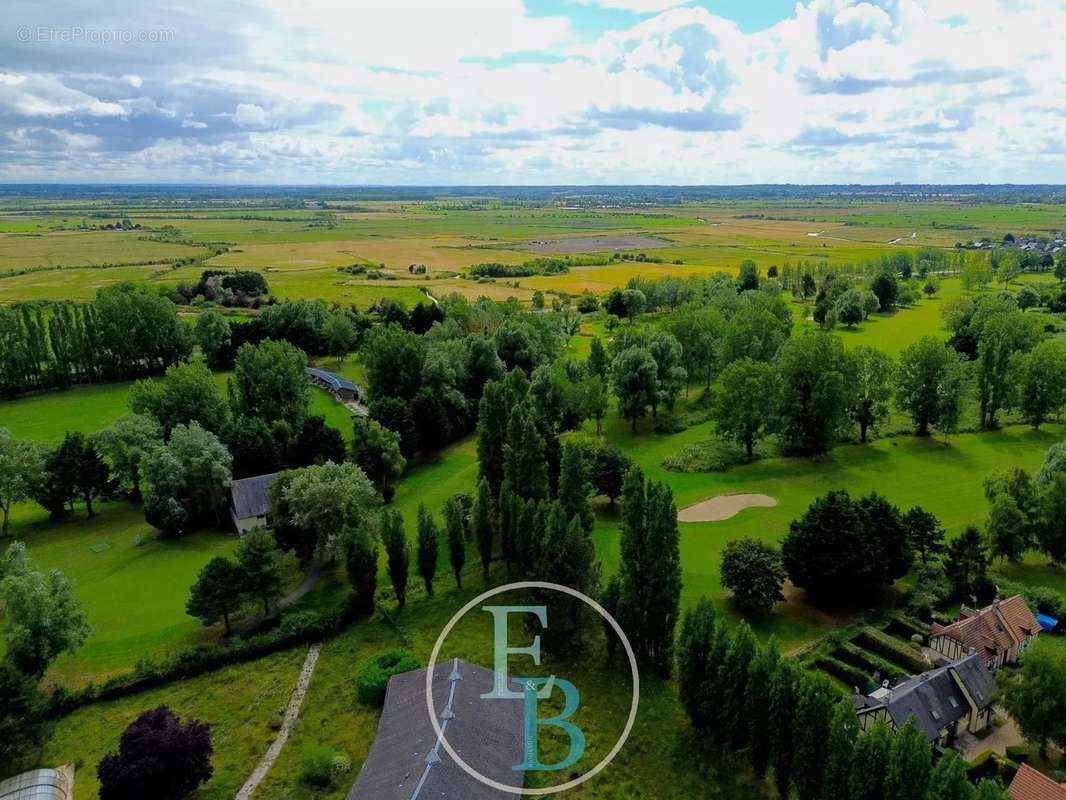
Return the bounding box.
[1,0,1064,185]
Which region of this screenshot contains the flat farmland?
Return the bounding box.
[0,230,205,270]
[2,199,1034,305]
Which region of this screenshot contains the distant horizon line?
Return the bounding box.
[1,181,1066,189]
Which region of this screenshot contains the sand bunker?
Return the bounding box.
[678,493,778,522]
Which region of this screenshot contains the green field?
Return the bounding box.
[4,501,238,686]
[40,647,307,800]
[3,193,1066,798]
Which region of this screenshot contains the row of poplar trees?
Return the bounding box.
[0,284,192,397]
[677,599,1011,800]
[374,363,682,669]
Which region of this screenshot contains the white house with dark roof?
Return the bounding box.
[229,472,280,535]
[853,653,996,748]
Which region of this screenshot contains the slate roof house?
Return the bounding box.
[348,659,524,800]
[853,654,996,748]
[229,472,280,536]
[930,595,1040,669]
[1008,764,1066,800]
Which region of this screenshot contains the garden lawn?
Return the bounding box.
[0,371,232,444]
[3,500,239,687]
[37,646,307,800]
[252,573,768,800]
[594,414,1065,651]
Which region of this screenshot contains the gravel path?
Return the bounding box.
[234,643,322,800]
[233,563,325,638]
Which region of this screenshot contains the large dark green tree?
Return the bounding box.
[558,440,594,532]
[782,489,913,605]
[676,598,718,731]
[382,510,409,607]
[232,339,309,429]
[849,724,893,800]
[896,337,968,437]
[775,331,850,455]
[885,718,932,800]
[926,752,976,800]
[719,538,785,613]
[791,674,836,800]
[745,637,781,778]
[417,503,440,597]
[610,346,659,431]
[235,528,288,616]
[712,358,778,459]
[846,346,896,443]
[502,403,549,502]
[186,557,245,635]
[822,701,858,800]
[616,467,682,675]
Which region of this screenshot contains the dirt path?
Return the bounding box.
[678,493,777,522]
[233,563,326,638]
[235,643,322,800]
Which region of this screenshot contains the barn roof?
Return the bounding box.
[348,659,524,800]
[229,472,280,520]
[306,367,357,393]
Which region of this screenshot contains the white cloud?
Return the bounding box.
[233,102,273,130]
[1,0,1065,182]
[574,0,693,11]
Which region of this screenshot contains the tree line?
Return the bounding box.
[677,599,1012,800]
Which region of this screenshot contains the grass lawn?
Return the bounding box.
[252,573,767,800]
[594,410,1065,650]
[3,501,239,687]
[37,646,308,800]
[0,371,232,444]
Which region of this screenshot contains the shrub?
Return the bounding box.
[1005,745,1029,765]
[97,706,213,800]
[813,656,870,691]
[662,439,765,472]
[300,744,348,788]
[834,642,906,682]
[854,627,927,673]
[357,649,420,707]
[47,600,357,719]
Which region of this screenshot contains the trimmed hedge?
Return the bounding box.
[854,627,927,674]
[813,656,871,691]
[885,613,929,641]
[357,649,421,707]
[47,597,359,718]
[967,751,1019,786]
[834,642,907,682]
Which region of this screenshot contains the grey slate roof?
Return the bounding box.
[858,653,995,741]
[307,367,357,393]
[348,659,524,800]
[229,472,280,520]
